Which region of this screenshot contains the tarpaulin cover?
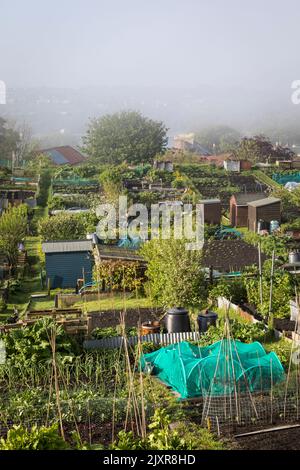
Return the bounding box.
[141,340,285,399]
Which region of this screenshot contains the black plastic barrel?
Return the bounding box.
[197,310,218,333]
[164,307,191,333]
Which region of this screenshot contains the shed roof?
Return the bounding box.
[232,192,267,206]
[40,146,86,165]
[202,239,267,271]
[97,245,144,262]
[42,240,93,253]
[199,199,221,204]
[248,197,281,208]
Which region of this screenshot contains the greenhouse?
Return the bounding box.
[141,340,285,399]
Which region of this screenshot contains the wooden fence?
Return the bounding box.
[84,330,200,350]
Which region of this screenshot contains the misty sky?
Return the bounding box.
[1,0,300,91]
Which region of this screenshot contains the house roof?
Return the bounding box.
[42,240,93,253]
[232,192,267,206]
[40,146,86,165]
[248,197,281,208]
[202,239,267,271]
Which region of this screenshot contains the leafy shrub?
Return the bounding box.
[264,339,292,370]
[91,326,138,339]
[245,260,293,319]
[8,279,22,295]
[2,318,80,364]
[0,297,7,312]
[209,278,247,305]
[93,260,145,292]
[111,409,224,450]
[36,169,52,207]
[38,212,97,241]
[192,319,269,346]
[0,424,68,450]
[137,341,160,355]
[141,238,206,309]
[91,327,120,339]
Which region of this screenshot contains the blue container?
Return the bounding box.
[197,311,218,333]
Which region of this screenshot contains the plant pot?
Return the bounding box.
[141,321,160,336]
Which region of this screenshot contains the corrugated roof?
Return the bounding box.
[42,240,93,253]
[40,146,86,165]
[232,192,267,205]
[248,197,281,208]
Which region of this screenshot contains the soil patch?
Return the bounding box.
[89,307,164,329]
[235,425,300,450]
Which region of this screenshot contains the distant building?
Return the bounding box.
[223,159,252,172]
[39,146,86,166]
[153,160,174,172]
[230,192,267,227]
[224,160,240,172]
[42,240,94,288]
[276,158,300,170]
[248,197,281,232]
[173,133,211,155]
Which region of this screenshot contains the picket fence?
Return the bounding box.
[84,331,200,350]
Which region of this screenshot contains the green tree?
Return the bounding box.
[82,111,168,164]
[232,135,291,163]
[195,126,241,154]
[0,118,20,167]
[99,165,125,204]
[38,212,91,241]
[141,239,206,309]
[0,204,28,272]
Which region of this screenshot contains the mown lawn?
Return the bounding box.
[29,291,156,313]
[74,293,156,312]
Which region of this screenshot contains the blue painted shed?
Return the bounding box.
[42,240,94,289]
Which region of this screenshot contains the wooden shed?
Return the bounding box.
[248,197,281,232]
[199,199,221,225]
[42,240,94,288]
[230,192,267,227]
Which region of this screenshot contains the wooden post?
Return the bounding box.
[268,249,275,328]
[82,267,87,314]
[47,277,51,296]
[258,241,263,309]
[209,265,213,285]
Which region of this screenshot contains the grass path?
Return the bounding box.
[1,236,44,320]
[0,205,47,321]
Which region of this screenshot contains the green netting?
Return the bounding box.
[141,340,285,399]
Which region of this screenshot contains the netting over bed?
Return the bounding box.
[141,340,285,399]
